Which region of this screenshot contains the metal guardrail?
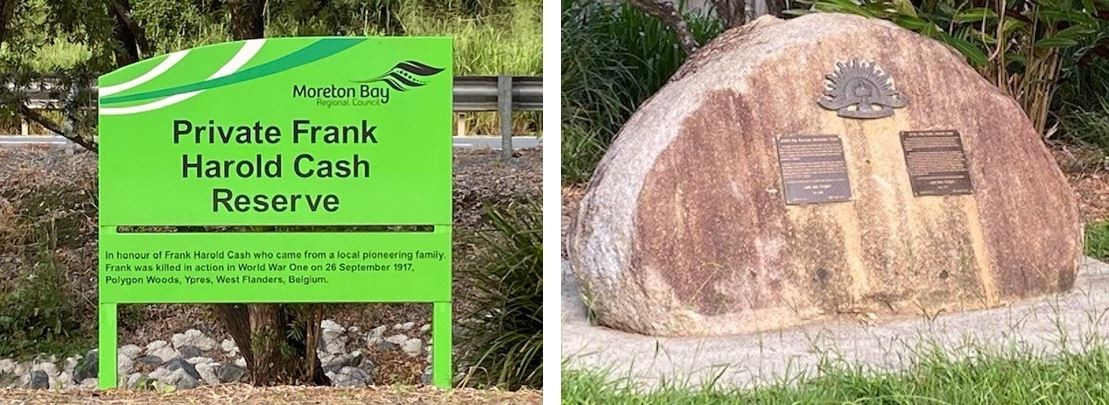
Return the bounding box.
[11,75,542,159]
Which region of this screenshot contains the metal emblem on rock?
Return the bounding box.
[818,59,908,119]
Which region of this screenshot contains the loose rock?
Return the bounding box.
[195,362,220,386]
[119,344,143,359]
[178,345,202,359]
[568,13,1082,336]
[146,340,178,362]
[216,363,247,383]
[402,338,424,357]
[172,329,217,351]
[329,366,371,388]
[73,350,98,381]
[29,370,48,389]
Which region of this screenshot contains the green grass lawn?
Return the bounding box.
[1085,221,1109,261]
[563,344,1109,403]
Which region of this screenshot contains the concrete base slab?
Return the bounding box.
[562,257,1109,389]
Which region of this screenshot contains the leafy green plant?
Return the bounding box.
[561,0,721,184]
[562,125,607,185]
[793,0,1109,136]
[0,227,89,358]
[1060,98,1109,151]
[459,202,542,390]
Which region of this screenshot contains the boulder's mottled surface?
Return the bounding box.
[568,13,1082,336]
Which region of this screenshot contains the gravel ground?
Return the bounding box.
[0,385,542,404]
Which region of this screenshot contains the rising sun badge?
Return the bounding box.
[818,59,908,119]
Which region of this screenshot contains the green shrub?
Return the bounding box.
[459,202,542,390]
[561,0,721,185]
[0,228,90,358]
[793,0,1109,136]
[1059,99,1109,152]
[562,125,607,185]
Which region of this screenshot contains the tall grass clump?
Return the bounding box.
[0,229,89,357]
[395,0,542,137]
[459,202,542,390]
[561,0,720,184]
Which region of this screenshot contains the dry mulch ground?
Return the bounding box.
[0,385,542,404]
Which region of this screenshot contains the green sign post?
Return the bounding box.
[96,37,453,388]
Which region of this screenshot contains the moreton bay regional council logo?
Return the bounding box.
[817,59,907,119]
[292,60,444,108]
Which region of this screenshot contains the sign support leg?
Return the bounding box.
[98,303,118,389]
[432,301,452,389]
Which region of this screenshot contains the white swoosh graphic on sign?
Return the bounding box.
[101,39,265,116]
[99,50,190,97]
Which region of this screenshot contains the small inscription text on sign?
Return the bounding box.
[900,130,974,196]
[775,134,852,205]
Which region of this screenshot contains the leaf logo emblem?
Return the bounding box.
[355,61,444,91]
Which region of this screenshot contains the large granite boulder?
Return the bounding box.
[567,13,1082,336]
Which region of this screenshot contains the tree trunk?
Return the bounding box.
[109,0,150,65]
[216,2,326,385]
[713,0,747,29]
[0,0,16,45]
[227,0,267,40]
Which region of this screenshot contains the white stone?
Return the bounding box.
[149,367,178,385]
[172,329,217,351]
[117,354,134,375]
[63,357,79,374]
[126,372,143,388]
[37,362,58,378]
[368,325,387,338]
[146,340,169,352]
[119,344,143,359]
[419,324,431,333]
[187,357,213,365]
[0,359,14,374]
[321,319,345,333]
[147,341,179,362]
[348,326,360,334]
[79,377,98,389]
[234,357,247,368]
[195,362,220,386]
[52,371,71,389]
[385,334,409,345]
[12,362,27,377]
[401,338,424,357]
[220,339,237,353]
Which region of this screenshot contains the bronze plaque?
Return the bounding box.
[900,130,974,196]
[775,134,852,205]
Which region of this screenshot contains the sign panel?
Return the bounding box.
[900,130,974,196]
[97,37,453,389]
[775,134,853,205]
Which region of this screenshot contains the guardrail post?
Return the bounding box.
[20,119,28,136]
[497,75,512,160]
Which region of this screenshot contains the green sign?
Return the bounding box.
[97,37,453,389]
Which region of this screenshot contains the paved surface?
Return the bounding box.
[0,135,541,150]
[563,257,1109,389]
